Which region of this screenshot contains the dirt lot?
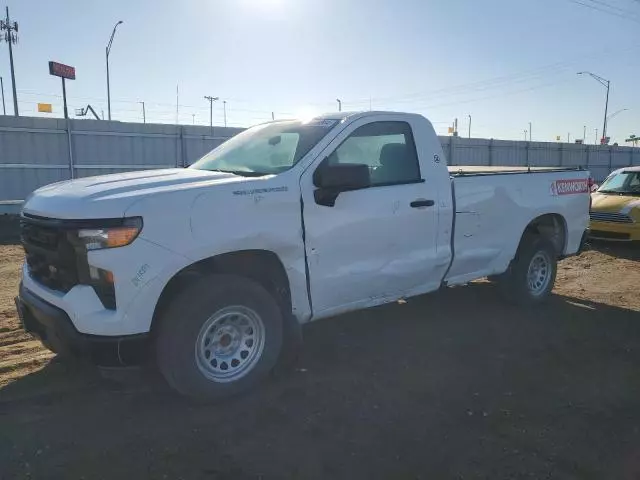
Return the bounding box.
[1,227,640,479]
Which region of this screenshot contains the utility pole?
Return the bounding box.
[192,114,195,125]
[567,132,571,143]
[1,7,20,116]
[583,125,586,142]
[140,101,145,123]
[529,122,532,141]
[595,128,598,145]
[468,114,471,138]
[223,100,227,127]
[105,20,123,121]
[0,76,5,115]
[336,98,342,112]
[204,95,219,131]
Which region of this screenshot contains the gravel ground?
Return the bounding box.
[1,233,640,479]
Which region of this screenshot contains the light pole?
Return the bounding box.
[529,122,532,141]
[139,101,145,123]
[223,100,227,127]
[106,20,123,121]
[336,98,342,112]
[583,125,586,142]
[467,114,471,138]
[578,71,610,144]
[524,130,528,141]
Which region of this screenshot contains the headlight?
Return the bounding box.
[77,217,142,250]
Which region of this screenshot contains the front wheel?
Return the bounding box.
[155,274,283,401]
[501,235,558,306]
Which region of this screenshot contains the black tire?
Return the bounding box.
[500,235,558,306]
[155,274,283,401]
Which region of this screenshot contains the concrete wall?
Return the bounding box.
[2,115,639,213]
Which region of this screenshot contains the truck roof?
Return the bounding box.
[449,166,586,176]
[612,165,640,173]
[290,111,427,122]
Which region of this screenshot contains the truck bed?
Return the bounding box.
[448,166,584,176]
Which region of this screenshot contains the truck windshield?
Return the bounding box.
[189,119,339,177]
[598,170,640,195]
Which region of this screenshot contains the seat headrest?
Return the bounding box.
[379,143,408,166]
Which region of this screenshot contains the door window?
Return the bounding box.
[326,121,421,186]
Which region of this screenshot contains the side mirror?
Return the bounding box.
[313,162,371,207]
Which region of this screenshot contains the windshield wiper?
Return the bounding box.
[206,169,269,178]
[228,170,270,177]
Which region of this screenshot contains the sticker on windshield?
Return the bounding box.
[303,119,339,128]
[550,179,589,196]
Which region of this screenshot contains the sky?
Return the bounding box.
[0,0,639,144]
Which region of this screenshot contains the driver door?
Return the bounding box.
[300,116,442,317]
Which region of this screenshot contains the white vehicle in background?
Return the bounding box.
[16,111,590,400]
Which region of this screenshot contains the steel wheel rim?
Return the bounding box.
[195,306,266,383]
[527,251,552,296]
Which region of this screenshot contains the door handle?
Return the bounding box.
[410,199,435,208]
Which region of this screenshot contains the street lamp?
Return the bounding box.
[336,98,342,112]
[577,71,610,144]
[106,20,124,121]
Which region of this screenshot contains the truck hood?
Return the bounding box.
[23,168,244,219]
[591,192,640,213]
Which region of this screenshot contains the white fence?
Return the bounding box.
[0,116,242,213]
[1,115,639,213]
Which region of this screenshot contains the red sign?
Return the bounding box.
[552,179,589,196]
[48,61,76,80]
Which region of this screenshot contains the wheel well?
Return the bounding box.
[520,214,567,256]
[151,250,292,333]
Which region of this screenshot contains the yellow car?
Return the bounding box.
[590,166,640,241]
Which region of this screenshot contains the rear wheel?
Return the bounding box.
[155,274,283,400]
[500,235,557,305]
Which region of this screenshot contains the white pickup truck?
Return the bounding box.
[16,111,590,399]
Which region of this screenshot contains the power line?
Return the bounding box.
[582,0,640,15]
[399,78,573,112]
[568,0,640,23]
[346,62,574,105]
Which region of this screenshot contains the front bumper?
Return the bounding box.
[16,283,148,366]
[589,220,640,242]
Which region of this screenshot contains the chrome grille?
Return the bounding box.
[589,211,634,224]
